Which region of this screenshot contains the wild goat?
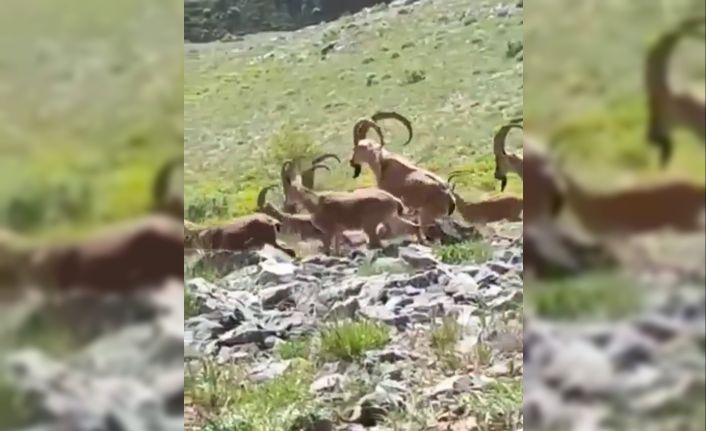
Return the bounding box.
[348,112,456,243]
[557,169,706,235]
[284,164,420,255]
[446,172,523,223]
[645,16,705,166]
[257,183,367,249]
[152,156,184,220]
[492,117,524,189]
[184,214,296,257]
[30,215,184,292]
[22,158,188,292]
[279,155,340,213]
[492,119,564,222]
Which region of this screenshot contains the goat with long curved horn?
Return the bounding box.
[645,15,705,166]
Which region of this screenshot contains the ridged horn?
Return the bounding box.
[353,119,385,146]
[371,111,413,146]
[257,185,278,209]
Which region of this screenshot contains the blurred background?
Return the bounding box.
[524,1,705,430]
[0,1,183,430]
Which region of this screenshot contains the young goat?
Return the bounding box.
[257,184,326,241]
[184,213,296,257]
[348,112,456,243]
[284,165,420,255]
[645,16,705,166]
[557,169,706,236]
[446,173,523,224]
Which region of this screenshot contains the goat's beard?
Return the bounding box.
[350,162,362,178]
[499,177,508,191]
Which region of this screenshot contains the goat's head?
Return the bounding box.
[350,118,385,178]
[493,118,523,191]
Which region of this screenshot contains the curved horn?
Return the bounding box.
[301,164,331,189]
[311,153,341,165]
[447,170,471,184]
[280,160,295,187]
[371,111,414,146]
[644,17,704,166]
[353,119,385,146]
[493,123,524,156]
[257,185,278,209]
[152,156,183,206]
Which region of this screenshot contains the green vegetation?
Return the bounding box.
[0,0,182,241]
[275,337,313,360]
[319,319,390,361]
[185,359,321,430]
[525,0,705,186]
[463,377,522,430]
[185,0,523,224]
[434,241,492,265]
[526,271,642,321]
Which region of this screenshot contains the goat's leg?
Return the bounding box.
[333,231,342,256]
[364,224,383,249]
[321,232,333,255]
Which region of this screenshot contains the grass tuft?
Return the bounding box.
[319,320,390,362]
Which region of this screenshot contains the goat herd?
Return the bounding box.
[0,16,703,293]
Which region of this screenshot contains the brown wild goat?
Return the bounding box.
[446,172,523,223]
[284,164,420,255]
[645,16,705,166]
[31,215,184,292]
[348,112,456,243]
[26,158,187,292]
[184,214,296,257]
[557,168,706,235]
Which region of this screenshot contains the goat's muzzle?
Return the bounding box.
[350,161,362,178]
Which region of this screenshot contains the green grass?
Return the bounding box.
[319,319,390,362]
[463,377,522,430]
[526,271,642,321]
[0,0,182,240]
[185,289,204,319]
[185,359,321,431]
[275,337,313,360]
[0,373,35,430]
[434,241,492,265]
[185,0,523,224]
[524,0,705,185]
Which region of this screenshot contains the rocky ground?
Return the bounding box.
[184,225,523,430]
[0,283,184,430]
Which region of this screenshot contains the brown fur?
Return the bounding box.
[645,16,705,166]
[349,113,456,243]
[447,184,523,224]
[30,215,184,292]
[559,172,706,235]
[185,213,295,257]
[284,166,419,255]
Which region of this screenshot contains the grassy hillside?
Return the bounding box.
[0,0,183,241]
[184,0,523,223]
[524,0,705,187]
